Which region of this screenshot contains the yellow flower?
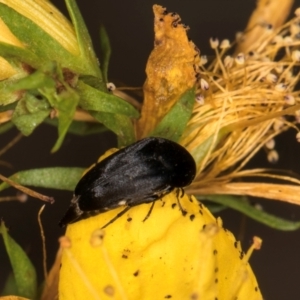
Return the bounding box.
[59,185,262,300]
[0,0,79,56]
[0,16,23,80]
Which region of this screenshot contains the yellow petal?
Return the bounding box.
[0,56,16,80]
[59,191,262,299]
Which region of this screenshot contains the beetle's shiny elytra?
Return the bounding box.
[59,137,196,227]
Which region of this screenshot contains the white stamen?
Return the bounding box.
[235,53,245,65]
[210,37,219,49]
[200,78,209,90]
[224,55,233,68]
[274,83,287,92]
[295,7,300,17]
[195,94,205,105]
[265,139,275,150]
[292,50,300,62]
[267,150,279,164]
[220,39,230,49]
[107,82,116,92]
[284,94,295,105]
[200,55,208,65]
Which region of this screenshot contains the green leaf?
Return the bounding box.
[1,272,18,296]
[49,87,80,152]
[77,80,139,118]
[0,221,37,299]
[199,195,300,231]
[151,88,195,142]
[91,111,136,147]
[11,95,50,136]
[99,26,111,83]
[0,167,84,193]
[0,78,23,106]
[0,41,42,69]
[0,3,93,76]
[65,0,102,79]
[204,203,227,214]
[7,65,56,92]
[45,118,107,136]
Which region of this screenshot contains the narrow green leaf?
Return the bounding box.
[0,78,23,106]
[151,88,195,142]
[0,3,92,75]
[1,273,18,296]
[11,95,50,136]
[7,67,56,92]
[0,167,84,192]
[65,0,101,78]
[204,203,227,214]
[99,26,111,83]
[0,41,42,69]
[198,194,300,231]
[91,111,136,147]
[0,221,37,299]
[50,88,80,152]
[45,118,107,136]
[77,80,139,118]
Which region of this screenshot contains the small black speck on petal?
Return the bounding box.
[133,270,139,277]
[171,203,177,209]
[190,214,195,221]
[213,249,218,255]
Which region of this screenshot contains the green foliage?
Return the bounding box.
[0,167,84,193]
[199,195,300,231]
[0,0,138,151]
[151,88,195,143]
[0,222,37,299]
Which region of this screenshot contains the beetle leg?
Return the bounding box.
[142,201,156,222]
[101,206,131,229]
[176,188,187,216]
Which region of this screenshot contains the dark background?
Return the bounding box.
[1,1,300,299]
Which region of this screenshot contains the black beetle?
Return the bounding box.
[59,137,196,228]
